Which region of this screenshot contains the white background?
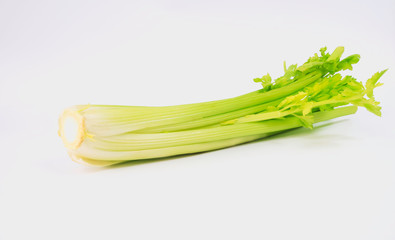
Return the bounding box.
[1,0,394,239]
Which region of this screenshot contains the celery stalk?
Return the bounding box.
[58,47,386,166]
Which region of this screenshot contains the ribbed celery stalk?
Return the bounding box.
[58,47,385,166]
[80,72,323,137]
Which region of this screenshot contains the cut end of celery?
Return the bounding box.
[58,109,86,150]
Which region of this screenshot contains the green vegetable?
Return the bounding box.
[58,47,386,166]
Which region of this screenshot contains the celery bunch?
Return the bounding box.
[58,47,386,166]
